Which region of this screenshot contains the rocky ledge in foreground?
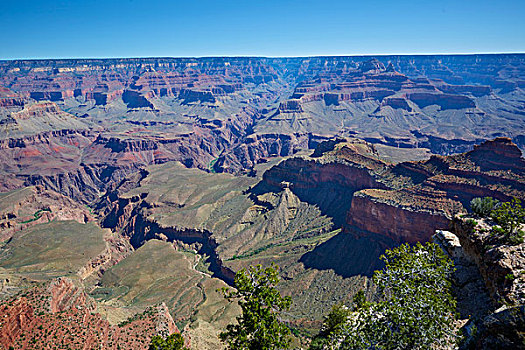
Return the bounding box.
[435,215,525,349]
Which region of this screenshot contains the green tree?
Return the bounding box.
[331,242,457,350]
[220,263,292,350]
[309,303,352,350]
[149,333,188,350]
[470,197,499,218]
[490,198,525,244]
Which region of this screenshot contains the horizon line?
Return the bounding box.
[2,51,525,62]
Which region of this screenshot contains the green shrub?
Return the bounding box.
[328,242,457,349]
[220,264,292,350]
[309,303,352,350]
[490,198,525,245]
[466,218,478,227]
[149,333,188,350]
[470,197,499,218]
[505,273,516,281]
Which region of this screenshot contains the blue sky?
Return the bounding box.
[1,0,523,59]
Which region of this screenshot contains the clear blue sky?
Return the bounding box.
[1,0,524,60]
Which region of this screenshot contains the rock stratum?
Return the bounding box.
[0,55,524,201]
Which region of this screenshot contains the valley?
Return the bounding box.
[0,54,524,349]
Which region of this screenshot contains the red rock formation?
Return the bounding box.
[0,55,523,202]
[346,138,525,242]
[348,190,453,243]
[258,137,525,244]
[0,278,180,350]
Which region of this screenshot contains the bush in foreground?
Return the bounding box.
[470,197,499,218]
[314,242,457,350]
[220,263,292,350]
[149,333,188,350]
[490,198,525,245]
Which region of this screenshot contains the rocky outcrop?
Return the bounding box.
[381,97,413,111]
[244,137,515,246]
[452,217,525,306]
[462,306,525,349]
[348,192,452,243]
[77,232,132,280]
[434,216,525,349]
[359,58,386,73]
[0,278,180,350]
[278,99,303,113]
[0,185,93,241]
[256,143,389,227]
[250,137,525,247]
[432,230,495,319]
[468,137,525,172]
[432,229,525,349]
[178,88,216,103]
[156,303,179,338]
[346,138,525,242]
[407,92,476,110]
[47,277,93,313]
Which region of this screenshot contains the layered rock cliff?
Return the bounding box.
[254,137,525,246]
[0,185,93,241]
[1,54,524,184]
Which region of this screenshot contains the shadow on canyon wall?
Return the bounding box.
[300,231,396,278]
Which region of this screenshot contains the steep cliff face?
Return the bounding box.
[348,192,452,243]
[452,217,525,306]
[441,217,525,349]
[345,138,525,243]
[254,140,390,227]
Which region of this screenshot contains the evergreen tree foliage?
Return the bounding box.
[490,197,525,244]
[149,333,188,350]
[325,242,457,350]
[470,197,499,218]
[309,303,352,350]
[220,263,292,350]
